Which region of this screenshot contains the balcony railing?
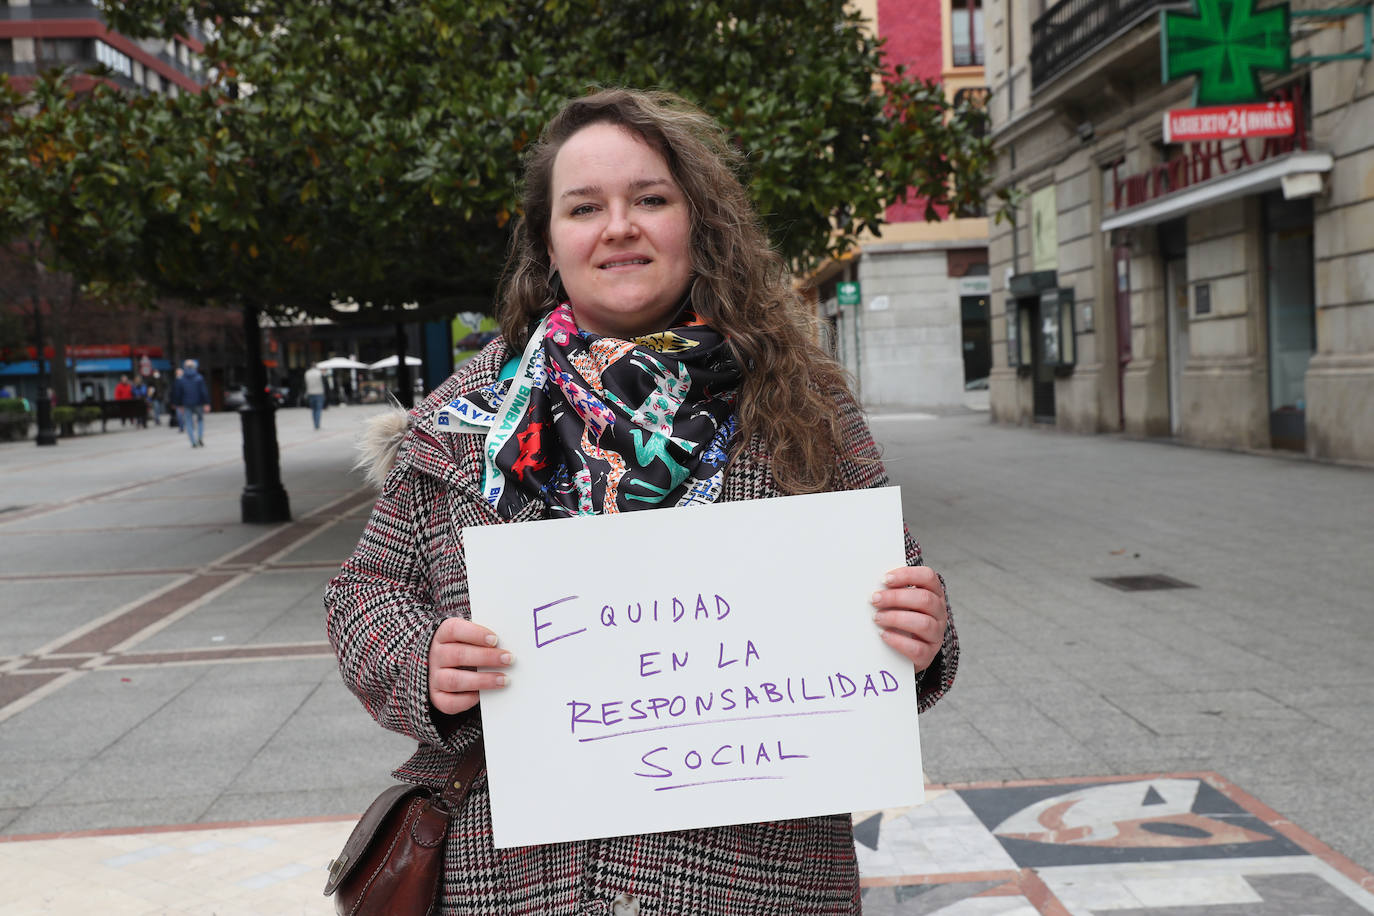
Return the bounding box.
[1031,0,1170,90]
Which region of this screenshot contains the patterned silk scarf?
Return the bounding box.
[437,302,741,518]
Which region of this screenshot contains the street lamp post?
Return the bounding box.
[238,302,290,523]
[32,302,57,447]
[394,321,413,409]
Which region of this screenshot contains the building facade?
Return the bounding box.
[985,0,1374,462]
[0,0,204,95]
[811,0,991,412]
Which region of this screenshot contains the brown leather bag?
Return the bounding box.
[324,737,485,916]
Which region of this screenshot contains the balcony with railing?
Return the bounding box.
[1030,0,1172,91]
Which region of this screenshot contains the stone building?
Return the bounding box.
[810,0,991,412]
[984,0,1373,462]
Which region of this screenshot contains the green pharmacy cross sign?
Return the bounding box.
[1163,0,1291,105]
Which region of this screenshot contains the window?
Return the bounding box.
[95,41,133,79]
[35,38,91,65]
[952,0,984,67]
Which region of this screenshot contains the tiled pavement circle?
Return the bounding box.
[1,771,1371,914]
[2,404,1372,913]
[856,774,1374,914]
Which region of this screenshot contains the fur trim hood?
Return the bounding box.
[352,337,515,491]
[356,407,412,490]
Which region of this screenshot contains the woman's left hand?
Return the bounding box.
[871,566,948,672]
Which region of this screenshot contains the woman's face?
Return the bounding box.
[546,123,693,338]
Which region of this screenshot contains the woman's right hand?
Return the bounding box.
[428,617,512,716]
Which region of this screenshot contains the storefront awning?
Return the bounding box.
[1101,150,1334,232]
[74,358,135,373]
[0,357,170,376]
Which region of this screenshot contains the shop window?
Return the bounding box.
[36,38,92,65]
[952,0,985,67]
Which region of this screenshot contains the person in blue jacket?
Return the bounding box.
[173,359,211,447]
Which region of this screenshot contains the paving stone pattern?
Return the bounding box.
[0,404,1370,912]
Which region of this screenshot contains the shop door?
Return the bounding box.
[960,294,991,384]
[1264,194,1315,450]
[1028,297,1056,421]
[1165,258,1189,435]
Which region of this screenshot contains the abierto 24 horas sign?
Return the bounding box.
[1163,101,1295,143]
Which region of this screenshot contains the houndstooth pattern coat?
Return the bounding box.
[325,339,959,916]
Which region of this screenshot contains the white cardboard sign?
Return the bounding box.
[464,486,923,848]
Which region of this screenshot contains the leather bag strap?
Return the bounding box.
[438,734,486,810]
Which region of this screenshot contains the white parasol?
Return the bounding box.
[367,355,423,370]
[315,356,371,370]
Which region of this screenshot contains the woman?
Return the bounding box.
[326,88,957,915]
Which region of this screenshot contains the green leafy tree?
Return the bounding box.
[3,0,998,515]
[86,0,995,310]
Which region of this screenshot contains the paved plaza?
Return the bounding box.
[0,401,1371,913]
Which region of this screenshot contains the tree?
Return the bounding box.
[0,74,148,441]
[3,0,999,518]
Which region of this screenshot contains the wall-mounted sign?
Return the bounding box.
[1114,86,1307,212]
[958,276,991,297]
[837,282,861,306]
[1163,102,1295,143]
[9,344,166,361]
[1162,0,1291,105]
[1194,282,1212,315]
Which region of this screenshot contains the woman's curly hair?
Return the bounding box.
[498,88,850,494]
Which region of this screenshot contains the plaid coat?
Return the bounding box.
[325,339,959,915]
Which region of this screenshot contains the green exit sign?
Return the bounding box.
[837,282,861,306]
[1162,0,1291,105]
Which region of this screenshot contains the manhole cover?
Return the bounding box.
[1094,574,1197,592]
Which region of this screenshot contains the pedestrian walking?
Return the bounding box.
[146,371,164,426]
[167,368,182,430]
[303,362,326,429]
[131,375,148,428]
[324,88,957,915]
[113,374,133,425]
[172,359,210,447]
